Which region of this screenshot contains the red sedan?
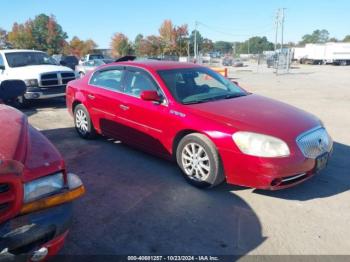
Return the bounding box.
[66,60,333,190]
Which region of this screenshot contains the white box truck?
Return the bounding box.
[295,43,350,65]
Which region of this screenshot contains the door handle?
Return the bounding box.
[119,104,129,111]
[87,94,95,100]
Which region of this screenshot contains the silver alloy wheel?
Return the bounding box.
[181,142,210,181]
[75,109,88,134]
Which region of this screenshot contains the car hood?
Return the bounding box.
[187,94,321,141]
[5,64,73,80]
[0,105,64,182]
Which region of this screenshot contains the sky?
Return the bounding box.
[1,0,350,48]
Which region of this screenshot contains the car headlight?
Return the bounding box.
[23,173,64,203]
[24,79,38,87]
[232,132,290,157]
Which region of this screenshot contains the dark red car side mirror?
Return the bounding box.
[140,90,162,103]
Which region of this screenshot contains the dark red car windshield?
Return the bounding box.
[158,67,246,104]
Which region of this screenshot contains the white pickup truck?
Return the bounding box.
[0,49,76,105]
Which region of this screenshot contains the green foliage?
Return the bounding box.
[65,36,97,57]
[0,28,10,49]
[213,41,233,54]
[110,33,134,57]
[300,29,329,45]
[343,35,350,42]
[189,30,203,55]
[7,14,67,55]
[236,36,274,54]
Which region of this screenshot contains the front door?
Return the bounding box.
[115,67,171,158]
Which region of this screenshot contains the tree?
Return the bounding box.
[7,14,67,54]
[237,36,274,54]
[0,28,10,49]
[65,36,97,57]
[110,33,133,57]
[343,35,350,42]
[158,20,189,56]
[201,38,214,53]
[138,35,162,56]
[134,34,144,56]
[174,24,188,56]
[8,22,36,49]
[189,30,203,55]
[214,41,233,54]
[300,29,329,45]
[159,20,175,55]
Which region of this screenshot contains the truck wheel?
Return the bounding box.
[15,96,29,109]
[176,133,225,189]
[74,104,97,139]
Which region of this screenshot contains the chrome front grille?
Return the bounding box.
[296,127,333,159]
[40,72,75,87]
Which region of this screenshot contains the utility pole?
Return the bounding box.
[281,8,286,50]
[248,38,250,54]
[274,9,280,51]
[194,21,198,60]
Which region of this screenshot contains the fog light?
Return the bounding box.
[31,247,48,261]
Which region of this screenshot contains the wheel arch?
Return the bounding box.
[172,129,218,160]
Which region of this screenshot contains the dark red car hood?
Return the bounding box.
[187,94,321,141]
[0,105,64,182]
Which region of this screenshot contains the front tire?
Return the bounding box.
[176,133,225,188]
[74,104,97,139]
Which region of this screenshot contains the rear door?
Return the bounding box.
[87,66,126,135]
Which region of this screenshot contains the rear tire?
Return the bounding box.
[176,133,225,189]
[14,96,29,109]
[74,104,97,139]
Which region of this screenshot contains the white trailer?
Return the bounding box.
[324,42,350,65]
[295,43,350,65]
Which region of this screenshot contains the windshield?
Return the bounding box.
[5,52,57,67]
[158,67,247,104]
[89,54,104,60]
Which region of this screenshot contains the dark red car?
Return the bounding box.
[66,60,333,189]
[0,80,85,260]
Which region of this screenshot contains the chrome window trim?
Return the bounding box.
[88,65,169,107]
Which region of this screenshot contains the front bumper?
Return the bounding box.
[221,147,333,190]
[24,86,66,100]
[0,203,72,261]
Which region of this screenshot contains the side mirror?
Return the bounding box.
[0,80,26,100]
[140,90,162,103]
[0,65,5,71]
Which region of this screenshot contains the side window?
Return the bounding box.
[0,54,4,67]
[124,70,159,97]
[89,68,123,92]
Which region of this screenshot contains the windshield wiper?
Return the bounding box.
[223,93,246,99]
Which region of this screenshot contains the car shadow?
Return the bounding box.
[253,142,350,201]
[41,127,265,256]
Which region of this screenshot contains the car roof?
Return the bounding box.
[110,60,201,71]
[0,49,45,54]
